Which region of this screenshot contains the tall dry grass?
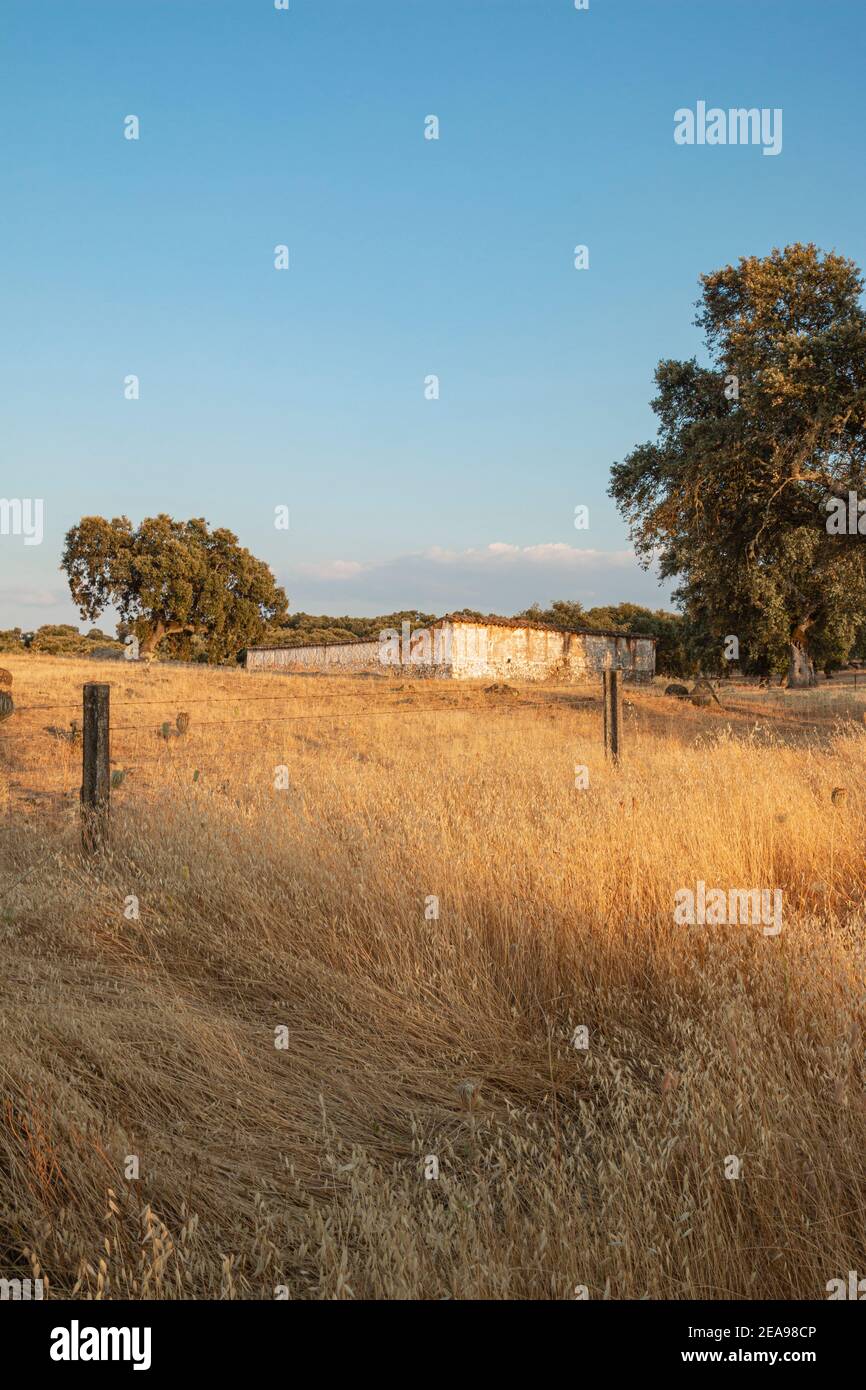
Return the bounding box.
[1,653,865,1299]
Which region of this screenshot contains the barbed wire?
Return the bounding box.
[6,690,559,716]
[4,696,861,747]
[5,690,459,712]
[4,684,861,766]
[113,705,546,729]
[0,858,63,896]
[0,720,516,771]
[1,702,551,742]
[1,702,83,712]
[3,704,860,757]
[1,746,407,796]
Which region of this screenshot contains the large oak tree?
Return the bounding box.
[62,514,288,659]
[610,244,866,685]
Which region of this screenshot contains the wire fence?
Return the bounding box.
[4,672,863,829]
[0,676,573,899]
[1,702,548,743]
[1,680,565,818]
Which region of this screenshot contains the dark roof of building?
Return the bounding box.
[247,615,657,652]
[245,637,381,652]
[439,613,658,642]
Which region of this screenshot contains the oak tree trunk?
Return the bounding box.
[138,620,206,658]
[787,640,816,688]
[138,622,165,658]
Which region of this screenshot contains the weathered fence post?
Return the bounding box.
[603,668,622,764]
[81,683,110,853]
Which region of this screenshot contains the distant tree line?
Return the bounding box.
[259,610,438,649]
[0,625,123,656]
[8,606,864,678]
[512,601,691,676]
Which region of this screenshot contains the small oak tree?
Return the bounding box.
[62,515,288,660]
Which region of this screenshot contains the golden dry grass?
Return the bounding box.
[1,653,865,1299]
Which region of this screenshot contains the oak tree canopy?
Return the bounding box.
[61,514,288,659]
[610,243,866,685]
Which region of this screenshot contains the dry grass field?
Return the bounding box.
[1,652,866,1300]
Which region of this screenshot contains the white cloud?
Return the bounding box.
[291,543,635,577]
[0,585,62,609]
[281,542,669,614]
[291,559,367,581]
[421,541,635,569]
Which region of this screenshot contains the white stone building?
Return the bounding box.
[245,615,656,683]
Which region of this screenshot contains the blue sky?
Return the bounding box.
[3,0,865,628]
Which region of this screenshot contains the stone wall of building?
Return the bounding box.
[449,622,566,679]
[246,621,656,683]
[245,640,382,674]
[448,622,655,683]
[579,632,656,683]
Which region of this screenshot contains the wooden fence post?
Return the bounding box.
[603,668,622,764]
[81,683,110,853]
